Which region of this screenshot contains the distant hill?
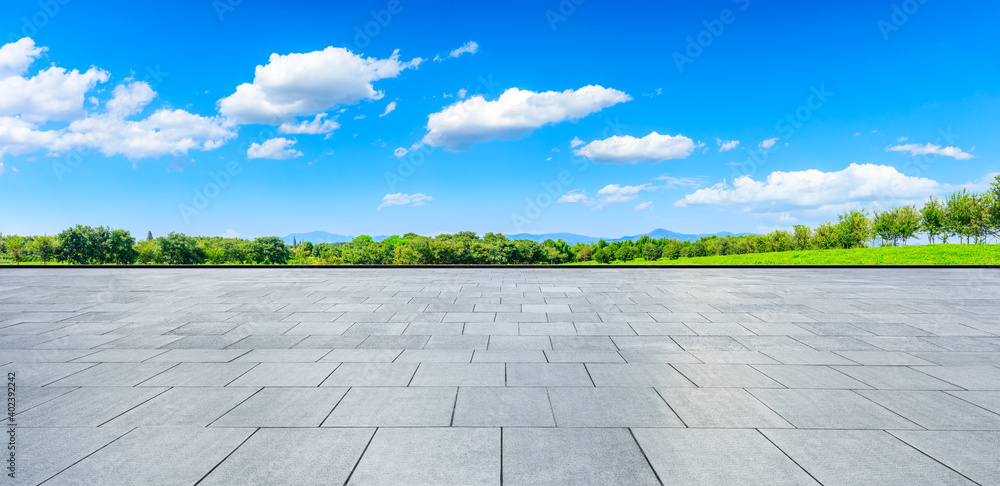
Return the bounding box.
[282,231,353,244]
[610,229,753,242]
[507,228,753,244]
[286,228,754,245]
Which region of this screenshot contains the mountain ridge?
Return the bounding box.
[283,229,754,245]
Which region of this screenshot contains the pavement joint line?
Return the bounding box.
[343,428,379,486]
[205,386,265,427]
[36,427,138,486]
[628,427,664,486]
[756,428,824,486]
[193,427,260,486]
[884,430,985,486]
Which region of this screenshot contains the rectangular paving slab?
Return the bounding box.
[4,267,1000,485]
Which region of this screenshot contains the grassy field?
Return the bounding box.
[572,244,1000,266]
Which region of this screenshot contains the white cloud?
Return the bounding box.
[887,143,974,160]
[0,38,110,123]
[896,136,908,142]
[596,183,648,205]
[278,113,339,134]
[758,137,778,150]
[393,142,422,158]
[457,88,467,99]
[557,189,589,204]
[247,137,302,160]
[448,41,478,59]
[570,136,584,148]
[574,132,698,163]
[676,163,940,211]
[716,138,739,152]
[378,192,432,209]
[220,228,240,238]
[354,114,365,120]
[0,41,236,160]
[217,47,422,124]
[634,201,653,211]
[421,85,630,150]
[379,101,397,117]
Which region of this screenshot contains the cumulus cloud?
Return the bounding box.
[634,201,653,211]
[457,88,467,99]
[0,80,235,160]
[716,138,739,152]
[675,163,940,211]
[449,41,479,58]
[0,40,236,160]
[0,38,110,123]
[421,85,630,150]
[217,47,422,124]
[378,192,432,209]
[278,113,339,134]
[557,189,589,204]
[247,137,302,160]
[887,143,974,160]
[379,101,396,117]
[570,136,584,148]
[558,184,653,209]
[573,132,698,163]
[393,142,423,158]
[758,137,778,150]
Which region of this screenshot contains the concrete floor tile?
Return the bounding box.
[349,428,500,486]
[503,428,659,485]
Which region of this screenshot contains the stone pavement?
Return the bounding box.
[2,267,1000,485]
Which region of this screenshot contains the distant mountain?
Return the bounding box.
[504,232,604,245]
[282,231,353,244]
[506,229,753,244]
[610,229,753,242]
[286,229,754,245]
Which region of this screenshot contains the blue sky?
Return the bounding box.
[1,0,998,239]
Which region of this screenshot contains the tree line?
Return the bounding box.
[2,176,998,265]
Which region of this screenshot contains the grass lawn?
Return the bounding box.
[571,244,1000,265]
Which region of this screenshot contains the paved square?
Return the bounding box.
[2,267,999,484]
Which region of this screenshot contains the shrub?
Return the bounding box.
[642,243,661,261]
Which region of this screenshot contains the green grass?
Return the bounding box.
[571,244,1000,265]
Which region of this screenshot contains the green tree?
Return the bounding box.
[57,225,107,264]
[872,209,895,246]
[106,229,138,264]
[812,221,839,249]
[157,233,206,264]
[249,237,292,264]
[642,243,662,261]
[575,246,593,262]
[920,197,946,244]
[663,240,683,259]
[146,231,153,241]
[135,239,160,264]
[614,245,635,262]
[30,235,57,263]
[835,209,873,249]
[894,205,921,246]
[593,248,610,264]
[792,225,812,251]
[4,236,26,263]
